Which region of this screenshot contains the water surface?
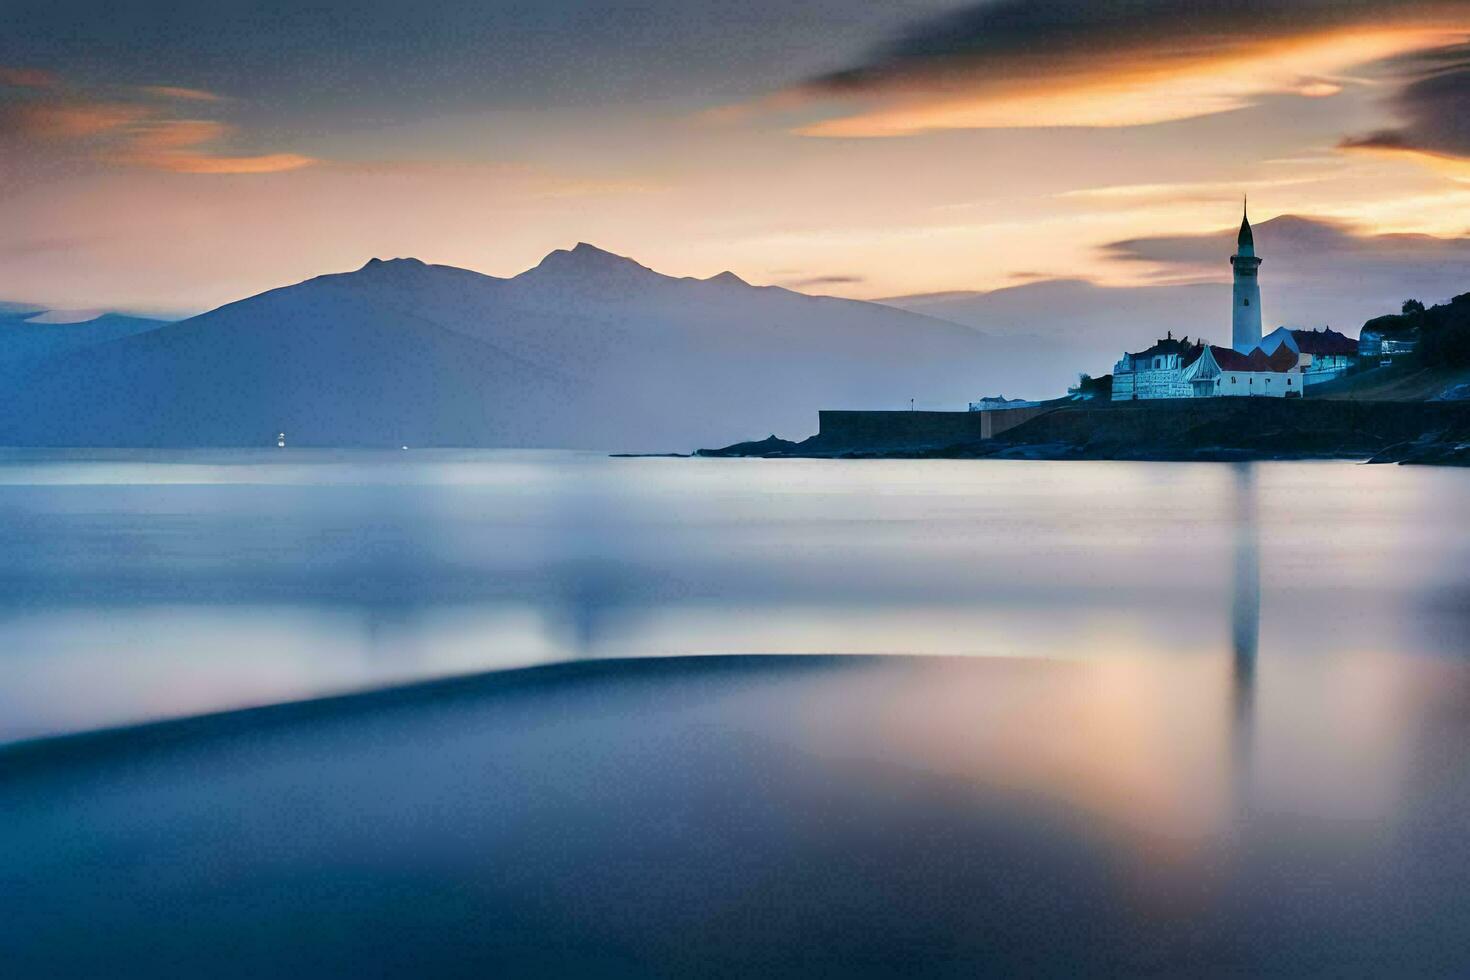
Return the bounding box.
[1,450,1465,742]
[4,451,1470,975]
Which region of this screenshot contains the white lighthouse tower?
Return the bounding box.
[1230,200,1263,354]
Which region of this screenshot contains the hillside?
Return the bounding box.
[1310,364,1470,401]
[0,245,1030,450]
[0,307,171,375]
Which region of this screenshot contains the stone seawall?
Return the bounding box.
[992,399,1470,452]
[813,406,1053,451]
[698,398,1470,464]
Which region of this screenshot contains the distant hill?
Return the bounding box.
[0,244,1060,451]
[881,279,1224,379]
[0,307,172,373]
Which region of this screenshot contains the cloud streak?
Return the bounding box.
[0,102,148,138]
[1100,213,1470,284]
[138,85,226,103]
[774,0,1470,137]
[106,119,316,174]
[1,71,315,174]
[776,273,866,290]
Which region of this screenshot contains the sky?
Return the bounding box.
[4,0,1470,313]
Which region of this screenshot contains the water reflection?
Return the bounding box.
[1230,462,1259,809]
[0,451,1467,741]
[4,453,1470,974]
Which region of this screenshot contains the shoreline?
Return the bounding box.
[695,399,1470,466]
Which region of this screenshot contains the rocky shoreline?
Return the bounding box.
[696,400,1470,466]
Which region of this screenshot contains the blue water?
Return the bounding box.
[3,451,1470,975]
[1,449,1466,742]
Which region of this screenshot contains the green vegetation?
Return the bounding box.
[1074,372,1113,400]
[1366,293,1470,369]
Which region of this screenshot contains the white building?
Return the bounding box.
[1111,334,1204,401]
[1231,204,1263,353]
[1183,345,1303,398]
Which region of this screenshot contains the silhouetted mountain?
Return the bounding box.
[0,307,172,376]
[0,245,1055,450]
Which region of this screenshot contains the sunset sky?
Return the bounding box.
[4,0,1470,313]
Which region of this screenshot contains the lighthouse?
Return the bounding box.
[1230,201,1263,354]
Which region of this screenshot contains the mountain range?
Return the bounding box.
[0,304,173,375]
[0,244,1062,450]
[8,226,1436,450]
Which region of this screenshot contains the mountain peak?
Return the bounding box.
[524,243,655,280]
[359,257,428,272]
[705,271,748,287]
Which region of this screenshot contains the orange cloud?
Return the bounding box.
[757,1,1470,137]
[150,153,318,174]
[0,102,148,138]
[2,66,310,174]
[109,119,317,174]
[138,85,226,102]
[1338,138,1470,180]
[794,26,1462,137]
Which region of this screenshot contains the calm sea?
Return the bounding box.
[1,449,1465,743]
[5,450,1470,975]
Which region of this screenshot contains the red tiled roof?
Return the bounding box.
[1208,345,1299,373]
[1208,345,1253,370]
[1291,327,1357,356]
[1266,345,1300,372]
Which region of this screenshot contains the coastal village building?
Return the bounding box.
[1183,345,1303,397]
[1110,335,1203,401]
[1111,204,1352,400]
[968,396,1042,412]
[1359,325,1419,365]
[1259,326,1358,386]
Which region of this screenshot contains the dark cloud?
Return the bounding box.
[1100,216,1470,312]
[777,274,866,289]
[1102,215,1366,269]
[804,0,1466,94]
[1340,42,1470,158]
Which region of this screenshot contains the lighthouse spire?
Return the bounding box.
[1230,197,1263,352]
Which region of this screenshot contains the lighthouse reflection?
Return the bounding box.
[1229,462,1260,810]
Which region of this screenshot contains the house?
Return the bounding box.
[1110,333,1205,401]
[1359,324,1419,364]
[969,395,1041,412]
[1182,345,1303,397]
[1259,326,1357,385]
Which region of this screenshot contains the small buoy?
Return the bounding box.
[401,445,409,451]
[276,432,286,448]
